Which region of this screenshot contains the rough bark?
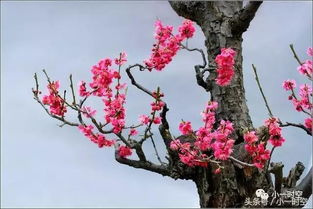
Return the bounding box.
[169,1,310,208]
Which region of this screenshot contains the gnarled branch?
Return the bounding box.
[295,166,312,199]
[269,162,284,193]
[115,149,170,177]
[231,1,263,35]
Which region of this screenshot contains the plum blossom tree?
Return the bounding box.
[32,1,312,208]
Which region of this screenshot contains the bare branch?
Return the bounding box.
[252,64,274,117]
[148,129,164,164]
[69,74,77,106]
[231,1,263,35]
[115,149,170,177]
[180,44,207,68]
[280,121,312,136]
[289,44,303,65]
[125,64,154,97]
[269,162,284,193]
[295,166,312,199]
[32,73,79,127]
[229,156,255,168]
[284,161,305,188]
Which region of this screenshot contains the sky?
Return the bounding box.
[1,1,312,208]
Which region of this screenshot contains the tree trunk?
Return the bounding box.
[169,1,270,207]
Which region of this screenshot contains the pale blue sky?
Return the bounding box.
[1,1,312,208]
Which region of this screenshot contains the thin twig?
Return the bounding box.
[252,64,274,117]
[265,146,276,173]
[125,64,154,98]
[180,43,207,69]
[289,44,303,65]
[229,156,255,167]
[148,130,164,164]
[280,121,312,136]
[69,74,77,106]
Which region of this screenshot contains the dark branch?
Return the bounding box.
[295,166,312,199]
[115,150,170,177]
[269,162,284,194]
[125,64,154,98]
[159,104,173,149]
[195,65,211,92]
[252,64,274,117]
[280,121,312,136]
[284,161,305,188]
[231,1,263,35]
[169,1,208,25]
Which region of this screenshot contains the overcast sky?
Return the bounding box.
[1,1,312,208]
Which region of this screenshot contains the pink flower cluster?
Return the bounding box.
[144,19,195,71]
[283,48,312,133]
[244,131,270,169]
[297,48,312,78]
[103,93,126,133]
[89,58,121,97]
[78,125,114,148]
[170,101,235,168]
[178,121,193,135]
[138,90,164,125]
[215,48,236,86]
[265,117,285,147]
[282,79,296,91]
[42,81,67,117]
[81,106,96,118]
[118,145,132,158]
[78,54,128,135]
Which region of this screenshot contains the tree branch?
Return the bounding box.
[115,149,170,177]
[231,1,263,35]
[280,121,312,136]
[168,1,208,25]
[295,166,312,199]
[125,64,154,97]
[284,161,305,188]
[269,162,284,194]
[252,64,274,117]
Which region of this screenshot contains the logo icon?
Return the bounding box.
[255,189,269,200]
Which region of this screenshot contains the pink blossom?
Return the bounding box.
[42,81,67,117]
[297,60,312,76]
[244,131,258,144]
[151,101,165,111]
[215,48,236,86]
[170,139,181,151]
[78,81,90,97]
[214,168,221,174]
[178,19,195,39]
[96,134,115,148]
[114,52,127,66]
[118,145,132,158]
[206,101,218,111]
[104,94,126,133]
[268,135,285,147]
[129,128,138,136]
[179,152,196,167]
[78,125,94,138]
[144,19,196,71]
[153,116,162,124]
[82,106,96,118]
[264,117,285,147]
[304,118,312,131]
[178,121,193,135]
[139,115,150,125]
[282,79,296,91]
